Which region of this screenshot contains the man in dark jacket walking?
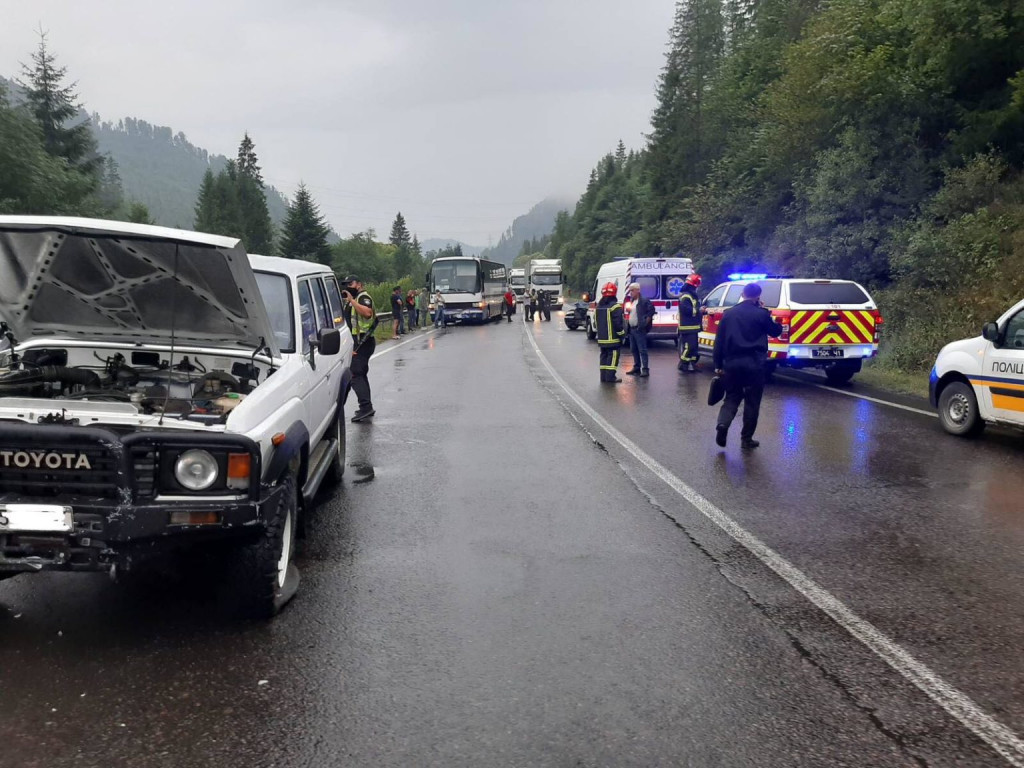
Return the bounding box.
[713,282,783,449]
[596,282,625,383]
[625,282,655,377]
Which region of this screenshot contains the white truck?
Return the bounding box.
[527,259,565,309]
[509,268,527,302]
[0,216,353,618]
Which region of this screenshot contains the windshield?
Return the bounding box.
[532,274,562,286]
[433,260,481,293]
[510,276,525,287]
[254,272,295,353]
[789,282,870,305]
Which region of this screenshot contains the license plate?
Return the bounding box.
[812,347,845,359]
[0,505,73,533]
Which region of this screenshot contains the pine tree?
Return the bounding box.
[279,182,331,264]
[615,139,627,166]
[236,132,263,185]
[234,134,273,253]
[20,29,101,178]
[97,154,124,213]
[389,212,411,247]
[193,169,217,232]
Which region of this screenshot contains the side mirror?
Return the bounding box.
[982,322,1000,343]
[318,328,342,356]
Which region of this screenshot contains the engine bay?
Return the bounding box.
[0,345,267,424]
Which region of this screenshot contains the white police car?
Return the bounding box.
[930,298,1024,436]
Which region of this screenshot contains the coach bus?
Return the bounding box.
[429,256,508,324]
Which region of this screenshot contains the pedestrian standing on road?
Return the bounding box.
[539,290,551,321]
[526,289,537,321]
[677,273,703,373]
[391,287,405,336]
[341,276,378,423]
[433,290,446,328]
[416,288,429,328]
[503,288,516,322]
[596,282,625,383]
[713,282,783,450]
[406,290,418,331]
[625,282,654,378]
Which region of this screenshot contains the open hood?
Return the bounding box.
[0,217,279,356]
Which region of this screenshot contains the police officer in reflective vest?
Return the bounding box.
[596,282,625,383]
[677,273,702,373]
[341,276,378,423]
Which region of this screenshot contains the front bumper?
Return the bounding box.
[0,422,273,574]
[0,486,286,574]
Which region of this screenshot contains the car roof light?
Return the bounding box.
[728,273,769,281]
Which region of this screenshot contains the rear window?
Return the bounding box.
[635,276,659,300]
[663,275,690,299]
[788,282,870,305]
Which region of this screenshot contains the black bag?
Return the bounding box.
[707,375,726,406]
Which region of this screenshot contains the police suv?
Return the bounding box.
[930,298,1024,436]
[0,217,353,617]
[699,275,882,385]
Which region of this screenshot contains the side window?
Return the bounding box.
[309,277,333,330]
[1003,310,1024,350]
[722,285,744,307]
[324,276,345,327]
[297,280,317,354]
[703,285,727,308]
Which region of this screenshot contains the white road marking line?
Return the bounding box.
[525,327,1024,766]
[371,329,437,360]
[777,373,937,418]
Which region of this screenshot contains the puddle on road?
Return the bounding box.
[393,358,405,368]
[349,463,375,483]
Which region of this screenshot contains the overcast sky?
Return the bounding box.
[1,0,672,245]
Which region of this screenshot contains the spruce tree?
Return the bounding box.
[193,169,216,232]
[279,182,331,264]
[235,134,273,253]
[389,212,411,247]
[20,30,101,178]
[236,132,263,185]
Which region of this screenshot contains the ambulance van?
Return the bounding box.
[585,256,695,342]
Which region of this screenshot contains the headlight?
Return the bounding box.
[174,449,219,491]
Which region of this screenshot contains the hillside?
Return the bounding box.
[480,196,574,265]
[421,238,484,257]
[92,116,290,230]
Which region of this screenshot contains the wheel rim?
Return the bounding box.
[946,392,971,425]
[277,506,293,589]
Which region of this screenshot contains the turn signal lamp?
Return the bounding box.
[170,511,220,526]
[227,453,251,491]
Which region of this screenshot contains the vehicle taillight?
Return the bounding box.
[623,300,633,318]
[771,310,793,342]
[872,311,883,342]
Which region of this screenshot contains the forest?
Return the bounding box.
[545,0,1024,372]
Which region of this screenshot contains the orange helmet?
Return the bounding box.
[686,273,702,288]
[601,282,617,297]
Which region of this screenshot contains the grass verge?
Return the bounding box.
[856,363,930,400]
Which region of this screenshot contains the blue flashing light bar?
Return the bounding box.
[728,272,769,281]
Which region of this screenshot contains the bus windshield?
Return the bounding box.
[433,260,481,293]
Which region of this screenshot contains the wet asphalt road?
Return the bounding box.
[2,315,1024,767]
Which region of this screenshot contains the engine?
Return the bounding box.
[0,349,259,421]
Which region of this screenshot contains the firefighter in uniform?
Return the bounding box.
[596,282,625,383]
[677,273,702,373]
[341,276,378,423]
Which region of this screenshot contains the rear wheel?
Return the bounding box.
[824,361,858,385]
[938,381,985,437]
[227,470,299,619]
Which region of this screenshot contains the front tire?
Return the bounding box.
[938,381,985,437]
[227,470,300,619]
[325,409,347,485]
[585,319,597,341]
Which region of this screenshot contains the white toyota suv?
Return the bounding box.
[0,217,353,617]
